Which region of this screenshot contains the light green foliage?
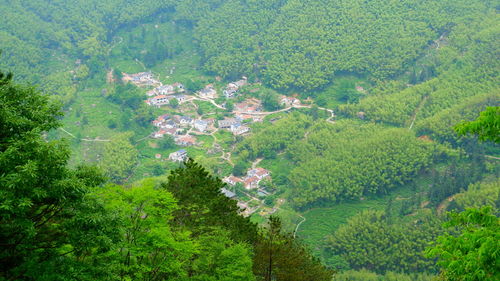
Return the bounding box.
[344,14,499,128]
[287,121,436,207]
[427,207,500,281]
[191,231,256,281]
[328,210,444,274]
[417,93,499,144]
[456,106,500,143]
[100,181,195,280]
[101,133,138,183]
[236,113,314,160]
[454,179,500,214]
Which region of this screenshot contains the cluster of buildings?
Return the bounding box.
[198,84,218,99]
[147,83,185,96]
[122,71,161,87]
[279,95,301,107]
[223,167,271,190]
[152,114,216,145]
[218,117,250,135]
[223,77,248,98]
[144,83,187,107]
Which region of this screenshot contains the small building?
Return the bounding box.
[279,96,301,107]
[248,168,270,180]
[155,154,162,159]
[152,114,170,127]
[230,123,250,135]
[244,176,260,190]
[156,85,175,95]
[224,176,244,186]
[172,82,185,92]
[175,135,196,146]
[169,149,188,162]
[179,116,193,127]
[221,188,236,199]
[194,120,208,132]
[147,95,171,107]
[218,118,239,129]
[199,85,217,99]
[173,95,187,103]
[153,130,167,139]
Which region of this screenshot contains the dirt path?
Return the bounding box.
[60,128,111,142]
[409,95,428,130]
[251,158,263,169]
[437,194,457,215]
[293,214,307,238]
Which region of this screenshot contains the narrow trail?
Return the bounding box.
[60,128,111,142]
[409,96,428,130]
[294,214,307,238]
[437,194,457,215]
[251,158,263,169]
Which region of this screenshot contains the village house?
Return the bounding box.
[179,116,193,127]
[218,117,240,129]
[248,167,271,180]
[161,120,178,129]
[175,135,196,146]
[223,176,244,186]
[122,72,160,87]
[173,94,187,103]
[244,176,260,190]
[279,95,301,107]
[220,188,236,199]
[234,98,262,113]
[230,123,250,135]
[169,149,188,162]
[155,154,162,159]
[146,95,171,107]
[194,120,209,132]
[153,130,167,139]
[172,82,185,92]
[164,128,180,136]
[198,85,217,99]
[152,114,170,127]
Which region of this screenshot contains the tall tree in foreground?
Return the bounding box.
[253,216,334,281]
[427,207,499,281]
[427,108,500,280]
[455,106,499,143]
[0,69,119,279]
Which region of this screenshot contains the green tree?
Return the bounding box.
[101,132,138,183]
[170,98,179,108]
[455,106,500,143]
[161,159,258,243]
[254,216,334,281]
[158,135,176,150]
[426,207,500,281]
[0,70,120,280]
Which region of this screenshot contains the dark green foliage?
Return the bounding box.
[253,217,334,281]
[233,161,250,177]
[158,135,176,150]
[195,0,494,90]
[0,72,120,280]
[162,159,258,243]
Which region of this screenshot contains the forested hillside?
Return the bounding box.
[1,0,499,279]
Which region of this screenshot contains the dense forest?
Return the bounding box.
[1,0,499,280]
